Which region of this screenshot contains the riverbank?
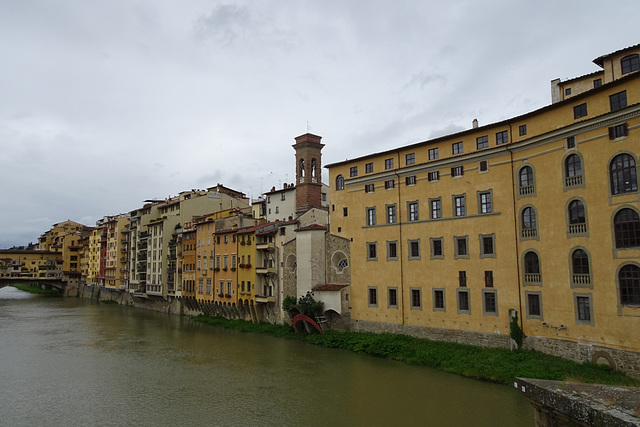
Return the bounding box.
[193,315,640,387]
[10,283,60,296]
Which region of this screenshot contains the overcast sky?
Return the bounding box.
[1,1,638,247]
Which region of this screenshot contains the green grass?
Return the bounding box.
[193,315,640,387]
[11,283,60,296]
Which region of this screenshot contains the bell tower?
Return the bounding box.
[293,133,324,214]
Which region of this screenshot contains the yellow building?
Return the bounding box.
[86,228,102,286]
[0,250,61,279]
[326,45,640,374]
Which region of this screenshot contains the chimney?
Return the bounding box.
[472,119,478,128]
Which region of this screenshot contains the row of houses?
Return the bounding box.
[2,44,640,377]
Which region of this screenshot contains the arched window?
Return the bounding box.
[621,54,640,75]
[571,249,591,286]
[619,265,640,305]
[311,158,317,182]
[519,166,534,196]
[336,175,344,191]
[523,251,540,284]
[614,208,640,248]
[564,154,583,188]
[521,207,537,238]
[568,200,587,235]
[299,159,305,182]
[610,154,637,195]
[331,251,349,273]
[286,254,297,272]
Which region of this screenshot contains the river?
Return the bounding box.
[0,286,534,426]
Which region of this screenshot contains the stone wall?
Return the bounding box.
[325,234,350,286]
[525,336,640,380]
[352,319,511,348]
[352,318,640,380]
[282,239,296,298]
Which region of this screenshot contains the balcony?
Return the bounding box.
[256,242,275,251]
[519,185,535,196]
[565,174,583,188]
[256,266,276,275]
[255,295,276,303]
[572,274,591,286]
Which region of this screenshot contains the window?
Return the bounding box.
[484,271,494,287]
[565,88,571,96]
[521,206,537,239]
[430,237,443,259]
[408,239,420,260]
[368,287,378,307]
[198,278,203,294]
[343,207,348,217]
[610,91,627,111]
[573,103,587,119]
[451,166,463,177]
[614,209,640,248]
[593,78,602,88]
[523,251,541,284]
[483,290,497,315]
[621,54,640,75]
[458,271,467,287]
[454,236,468,259]
[411,288,421,309]
[430,198,442,219]
[564,154,583,188]
[610,154,637,195]
[457,289,470,313]
[387,241,398,260]
[479,160,488,172]
[385,158,394,169]
[365,184,374,193]
[567,200,587,235]
[406,153,415,165]
[526,292,542,318]
[388,287,398,308]
[428,171,439,182]
[428,148,439,160]
[619,264,640,305]
[433,289,445,311]
[406,175,416,186]
[453,195,466,216]
[476,136,488,149]
[386,204,397,224]
[518,165,535,196]
[350,166,358,177]
[408,201,419,221]
[478,191,492,214]
[366,207,376,226]
[452,142,463,155]
[366,242,378,261]
[365,162,373,173]
[571,249,591,287]
[609,123,629,139]
[385,179,395,189]
[496,131,508,145]
[575,294,593,324]
[480,234,495,258]
[519,125,527,136]
[567,136,576,149]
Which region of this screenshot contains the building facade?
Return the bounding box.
[326,45,640,370]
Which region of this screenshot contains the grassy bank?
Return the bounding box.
[193,315,639,387]
[11,283,60,296]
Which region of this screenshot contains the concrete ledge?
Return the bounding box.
[515,378,640,426]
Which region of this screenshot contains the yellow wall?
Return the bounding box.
[328,71,640,353]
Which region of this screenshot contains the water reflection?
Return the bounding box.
[0,296,534,426]
[0,285,37,299]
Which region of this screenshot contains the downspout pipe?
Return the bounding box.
[507,124,524,333]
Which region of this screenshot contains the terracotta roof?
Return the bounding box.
[593,43,640,67]
[296,224,327,232]
[313,284,348,292]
